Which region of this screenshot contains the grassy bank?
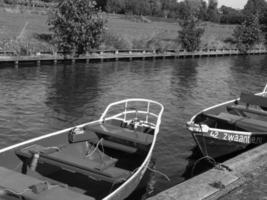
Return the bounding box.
[0,6,237,54]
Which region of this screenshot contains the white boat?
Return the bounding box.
[187,84,267,159]
[0,98,164,200]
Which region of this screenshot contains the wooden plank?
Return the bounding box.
[228,105,267,117]
[240,92,267,108]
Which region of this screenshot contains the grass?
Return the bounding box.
[0,6,237,53]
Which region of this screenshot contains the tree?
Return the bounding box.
[177,1,192,20]
[197,0,208,21]
[48,0,105,55]
[207,0,220,22]
[260,8,267,43]
[178,14,204,52]
[233,14,261,52]
[243,0,267,19]
[105,0,126,14]
[219,6,245,24]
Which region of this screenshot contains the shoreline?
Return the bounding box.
[0,48,266,67]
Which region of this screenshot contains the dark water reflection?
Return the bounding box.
[0,55,267,196]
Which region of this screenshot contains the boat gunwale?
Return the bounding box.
[187,89,267,136]
[103,98,164,200]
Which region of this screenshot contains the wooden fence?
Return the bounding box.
[0,48,266,67]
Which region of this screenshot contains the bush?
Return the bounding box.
[101,32,131,49]
[0,38,56,56]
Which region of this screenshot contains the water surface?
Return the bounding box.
[0,55,267,196]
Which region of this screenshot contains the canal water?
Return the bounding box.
[0,55,267,197]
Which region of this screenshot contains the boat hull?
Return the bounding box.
[192,132,255,159]
[187,88,267,159]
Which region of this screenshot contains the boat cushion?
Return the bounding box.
[16,144,131,183]
[0,166,94,200]
[84,123,153,145]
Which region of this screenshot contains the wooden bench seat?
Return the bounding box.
[16,144,131,183]
[227,92,267,116]
[69,129,138,153]
[239,92,267,108]
[208,112,267,132]
[0,166,94,200]
[227,104,267,117]
[84,123,153,146]
[89,138,138,154]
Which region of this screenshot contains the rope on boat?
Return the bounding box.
[190,123,233,177]
[13,161,23,171]
[199,123,209,157]
[86,138,106,164]
[190,155,216,177]
[147,166,170,182]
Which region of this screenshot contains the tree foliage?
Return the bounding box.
[233,14,261,52]
[48,0,105,55]
[178,14,204,52]
[207,0,220,22]
[197,0,208,21]
[243,0,267,18]
[219,6,245,24]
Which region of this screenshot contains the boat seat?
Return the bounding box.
[227,104,267,117]
[214,112,244,124]
[228,92,267,116]
[84,123,153,146]
[0,166,94,200]
[238,92,267,108]
[69,129,138,154]
[16,144,131,184]
[213,112,267,132]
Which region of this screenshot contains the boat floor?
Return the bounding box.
[0,166,95,200]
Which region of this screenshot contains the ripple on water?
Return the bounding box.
[0,56,267,196]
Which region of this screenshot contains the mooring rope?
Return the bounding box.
[147,166,170,182]
[191,123,232,177]
[190,155,217,177]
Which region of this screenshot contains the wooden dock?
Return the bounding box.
[147,143,267,200]
[0,48,267,67]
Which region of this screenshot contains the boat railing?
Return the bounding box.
[188,123,252,135]
[99,99,164,134]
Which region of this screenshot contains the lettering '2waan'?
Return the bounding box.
[209,130,263,144]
